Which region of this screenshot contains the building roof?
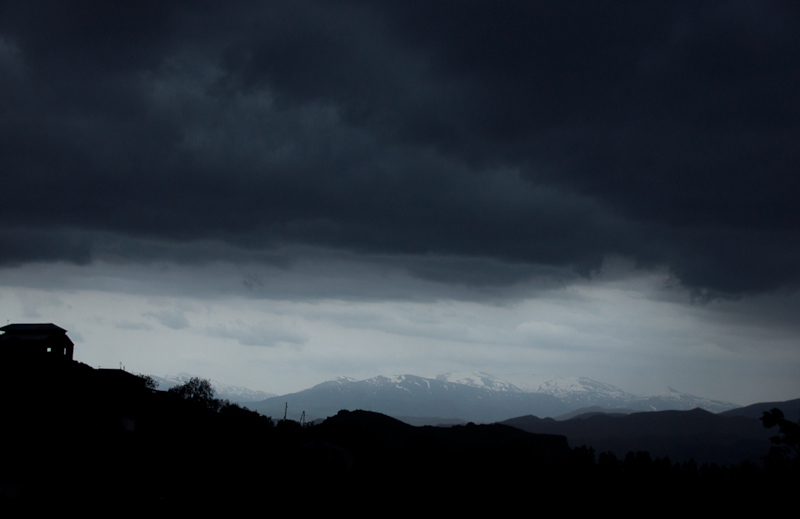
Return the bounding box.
[0,323,68,334]
[0,323,74,348]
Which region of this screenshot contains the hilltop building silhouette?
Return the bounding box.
[0,323,74,362]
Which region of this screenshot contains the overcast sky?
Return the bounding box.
[1,1,798,405]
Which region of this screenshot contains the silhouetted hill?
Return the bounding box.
[1,354,794,511]
[0,359,278,510]
[502,407,772,466]
[302,409,573,506]
[719,397,800,420]
[317,408,568,454]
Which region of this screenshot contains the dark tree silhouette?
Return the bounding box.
[168,377,220,411]
[136,373,159,390]
[761,407,800,474]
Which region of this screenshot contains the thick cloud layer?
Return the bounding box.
[2,1,798,296]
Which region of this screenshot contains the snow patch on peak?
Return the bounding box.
[534,376,633,399]
[436,372,523,393]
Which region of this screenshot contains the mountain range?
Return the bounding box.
[243,372,739,424]
[150,370,798,467]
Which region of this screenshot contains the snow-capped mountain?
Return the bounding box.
[497,374,738,414]
[155,371,739,422]
[529,376,641,410]
[436,372,525,393]
[534,376,634,400]
[152,372,276,404]
[637,386,737,414]
[250,373,565,423]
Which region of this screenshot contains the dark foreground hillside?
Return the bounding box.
[1,361,797,513]
[501,408,774,466]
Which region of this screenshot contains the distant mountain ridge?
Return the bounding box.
[251,373,565,423]
[435,372,525,392]
[719,397,800,420]
[151,372,276,404]
[524,376,737,414]
[500,407,774,466]
[248,372,739,423]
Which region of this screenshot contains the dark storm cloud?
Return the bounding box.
[1,1,798,296]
